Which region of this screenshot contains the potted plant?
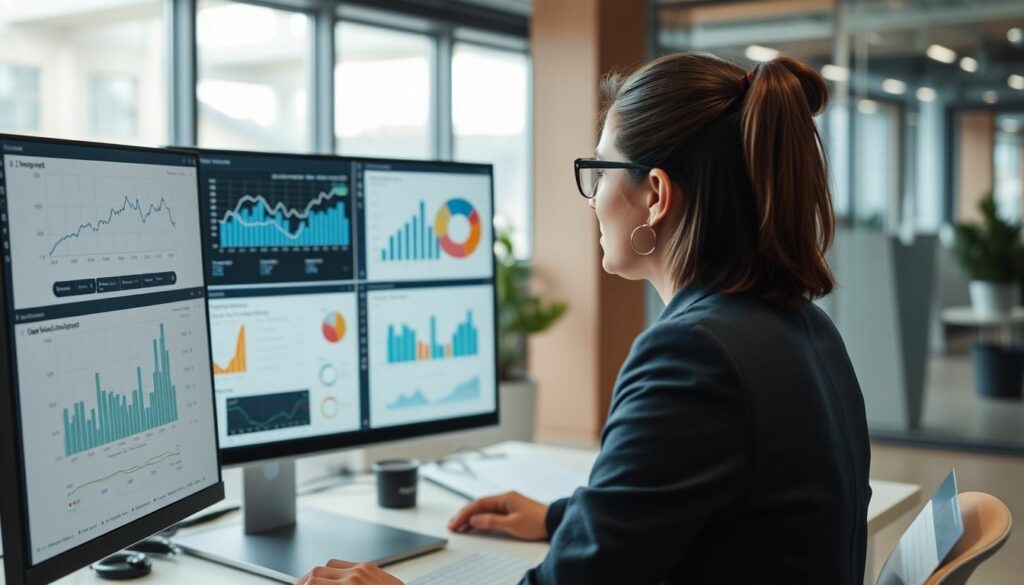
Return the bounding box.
[953,192,1024,399]
[953,192,1024,317]
[494,227,567,440]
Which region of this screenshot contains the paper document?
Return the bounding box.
[876,470,964,585]
[421,453,588,504]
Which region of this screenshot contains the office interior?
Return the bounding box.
[0,0,1022,583]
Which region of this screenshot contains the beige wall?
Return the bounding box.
[529,0,647,445]
[957,111,995,222]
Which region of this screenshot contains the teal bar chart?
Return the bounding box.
[62,324,179,456]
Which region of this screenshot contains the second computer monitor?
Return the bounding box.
[197,150,497,465]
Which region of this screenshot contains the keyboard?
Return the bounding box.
[408,551,533,585]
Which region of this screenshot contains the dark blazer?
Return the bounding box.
[521,286,871,585]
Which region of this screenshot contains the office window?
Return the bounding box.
[197,0,311,152]
[853,101,901,228]
[453,43,530,256]
[89,74,138,138]
[335,22,433,158]
[994,118,1023,221]
[0,1,166,144]
[0,64,40,132]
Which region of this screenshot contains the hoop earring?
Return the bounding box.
[630,223,657,256]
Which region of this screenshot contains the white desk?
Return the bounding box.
[3,441,921,584]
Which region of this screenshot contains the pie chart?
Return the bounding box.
[322,311,346,343]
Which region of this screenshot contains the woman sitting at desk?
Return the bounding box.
[300,52,871,585]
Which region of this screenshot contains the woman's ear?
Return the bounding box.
[645,168,677,228]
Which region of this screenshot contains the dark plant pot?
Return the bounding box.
[971,343,1024,399]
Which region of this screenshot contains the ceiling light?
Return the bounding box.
[882,78,907,95]
[982,90,999,104]
[926,44,957,64]
[821,65,849,82]
[745,45,779,62]
[1009,75,1024,90]
[1009,28,1023,45]
[960,57,978,73]
[858,99,879,114]
[916,87,937,102]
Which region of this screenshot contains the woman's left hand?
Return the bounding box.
[297,559,404,585]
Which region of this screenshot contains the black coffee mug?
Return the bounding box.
[372,458,420,509]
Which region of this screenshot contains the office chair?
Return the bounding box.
[922,492,1012,585]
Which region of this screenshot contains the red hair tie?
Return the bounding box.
[737,67,759,98]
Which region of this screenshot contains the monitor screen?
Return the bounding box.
[198,151,497,463]
[0,136,221,572]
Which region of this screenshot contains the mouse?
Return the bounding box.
[126,535,178,556]
[91,551,152,580]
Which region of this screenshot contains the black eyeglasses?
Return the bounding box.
[574,158,653,199]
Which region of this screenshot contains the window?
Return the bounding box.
[197,0,311,152]
[335,22,433,158]
[452,43,530,256]
[89,74,138,138]
[994,115,1023,221]
[0,64,40,132]
[0,1,166,144]
[853,100,901,228]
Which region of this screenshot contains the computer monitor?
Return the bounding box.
[174,149,496,581]
[0,135,224,585]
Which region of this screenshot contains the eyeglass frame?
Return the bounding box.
[574,157,653,199]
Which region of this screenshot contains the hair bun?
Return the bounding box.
[762,56,829,116]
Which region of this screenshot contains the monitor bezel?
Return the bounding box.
[192,147,500,467]
[0,134,226,585]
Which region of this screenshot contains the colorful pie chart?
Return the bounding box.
[435,198,481,258]
[322,311,346,343]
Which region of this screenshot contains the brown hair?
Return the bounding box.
[601,53,835,305]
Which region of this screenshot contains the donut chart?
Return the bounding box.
[434,198,481,259]
[322,311,346,343]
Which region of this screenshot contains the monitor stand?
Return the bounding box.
[174,460,447,583]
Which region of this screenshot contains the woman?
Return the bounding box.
[300,52,871,585]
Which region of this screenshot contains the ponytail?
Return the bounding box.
[602,52,836,305]
[740,57,835,301]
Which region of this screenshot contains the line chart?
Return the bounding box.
[48,195,177,257]
[68,450,181,497]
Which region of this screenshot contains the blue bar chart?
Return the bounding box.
[218,186,351,249]
[386,310,478,363]
[380,200,440,261]
[62,324,179,456]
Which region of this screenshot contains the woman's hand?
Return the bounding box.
[297,559,404,585]
[447,491,549,541]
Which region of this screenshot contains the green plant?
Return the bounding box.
[495,227,567,381]
[953,192,1024,282]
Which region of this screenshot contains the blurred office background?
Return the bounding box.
[2,0,1023,578]
[3,0,1022,450]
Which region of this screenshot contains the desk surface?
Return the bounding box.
[4,441,921,584]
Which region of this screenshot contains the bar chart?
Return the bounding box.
[386,310,479,363]
[380,200,441,262]
[217,185,351,249]
[363,169,493,282]
[62,324,179,456]
[367,285,496,428]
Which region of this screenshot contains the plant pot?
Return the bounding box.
[971,343,1024,399]
[968,280,1017,318]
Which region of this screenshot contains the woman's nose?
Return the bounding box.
[587,197,596,210]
